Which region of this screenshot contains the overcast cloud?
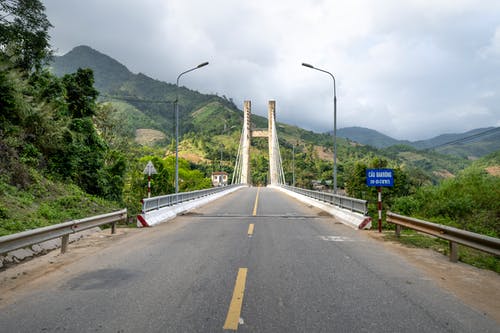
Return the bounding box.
[44,0,500,140]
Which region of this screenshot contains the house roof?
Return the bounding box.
[212,171,228,175]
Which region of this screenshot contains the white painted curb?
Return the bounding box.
[270,185,372,230]
[137,185,247,227]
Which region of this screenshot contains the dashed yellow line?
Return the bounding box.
[247,223,254,236]
[252,187,260,216]
[223,268,248,330]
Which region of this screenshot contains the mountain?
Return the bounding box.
[50,45,485,184]
[51,45,133,92]
[50,46,333,146]
[51,45,241,138]
[337,127,409,148]
[336,126,500,159]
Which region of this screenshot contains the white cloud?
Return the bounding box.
[479,26,500,61]
[44,0,500,140]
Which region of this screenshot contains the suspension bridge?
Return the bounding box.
[232,100,286,186]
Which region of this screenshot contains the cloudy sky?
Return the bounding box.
[44,0,500,140]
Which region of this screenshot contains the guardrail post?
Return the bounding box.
[61,234,69,254]
[111,222,116,234]
[395,224,401,238]
[449,241,458,262]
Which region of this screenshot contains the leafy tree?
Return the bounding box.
[62,68,98,118]
[0,0,52,72]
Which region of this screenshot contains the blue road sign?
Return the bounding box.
[366,168,394,187]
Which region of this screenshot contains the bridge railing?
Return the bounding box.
[141,184,241,213]
[279,185,368,215]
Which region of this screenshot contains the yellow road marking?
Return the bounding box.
[252,187,260,216]
[247,223,254,236]
[223,268,248,330]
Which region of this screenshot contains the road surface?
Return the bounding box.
[0,187,498,332]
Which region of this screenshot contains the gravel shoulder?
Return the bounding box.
[366,230,500,324]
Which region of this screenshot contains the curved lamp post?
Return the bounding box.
[302,62,337,193]
[175,61,209,193]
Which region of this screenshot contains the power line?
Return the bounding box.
[430,127,500,149]
[101,94,174,104]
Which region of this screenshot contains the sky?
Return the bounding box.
[43,0,500,140]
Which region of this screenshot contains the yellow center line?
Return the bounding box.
[223,268,248,330]
[252,187,260,216]
[247,223,254,236]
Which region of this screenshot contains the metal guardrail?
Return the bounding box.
[0,209,127,256]
[280,185,368,215]
[387,211,500,262]
[141,185,242,213]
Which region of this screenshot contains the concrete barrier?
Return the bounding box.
[271,185,372,230]
[137,185,246,227]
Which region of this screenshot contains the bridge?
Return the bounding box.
[1,187,498,331]
[0,102,499,332]
[232,100,285,186]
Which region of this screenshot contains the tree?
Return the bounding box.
[62,68,99,118]
[0,0,52,72]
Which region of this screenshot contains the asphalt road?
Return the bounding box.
[0,187,498,332]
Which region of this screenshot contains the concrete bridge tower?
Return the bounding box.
[268,100,279,185]
[237,100,283,185]
[241,100,252,184]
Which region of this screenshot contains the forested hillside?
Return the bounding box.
[337,126,500,158]
[0,1,209,235]
[1,0,498,261]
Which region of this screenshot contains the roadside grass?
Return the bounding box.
[0,177,122,237]
[383,229,500,274]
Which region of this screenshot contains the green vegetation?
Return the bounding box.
[338,126,500,159]
[392,159,500,238]
[0,1,212,235]
[1,1,498,273]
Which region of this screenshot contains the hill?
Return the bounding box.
[50,45,479,186]
[51,45,133,92]
[50,45,333,149]
[336,126,500,159]
[338,127,408,148]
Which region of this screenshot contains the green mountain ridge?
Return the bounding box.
[50,45,494,185]
[337,126,500,158]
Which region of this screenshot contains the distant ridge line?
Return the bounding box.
[430,127,500,149]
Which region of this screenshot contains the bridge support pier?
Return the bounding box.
[241,101,252,185]
[237,100,282,185]
[268,100,279,186]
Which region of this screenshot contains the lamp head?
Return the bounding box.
[302,62,314,68]
[198,62,209,68]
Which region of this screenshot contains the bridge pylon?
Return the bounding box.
[234,100,285,185]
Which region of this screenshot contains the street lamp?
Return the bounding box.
[302,62,338,193]
[175,61,209,193]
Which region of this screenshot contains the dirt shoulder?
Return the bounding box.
[366,230,500,324]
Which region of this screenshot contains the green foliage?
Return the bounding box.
[0,179,120,236]
[392,167,500,237]
[123,154,211,216]
[0,39,130,235]
[62,68,98,118]
[0,0,52,72]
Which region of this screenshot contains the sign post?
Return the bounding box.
[143,161,157,198]
[366,169,394,232]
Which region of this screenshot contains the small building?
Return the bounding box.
[211,171,229,187]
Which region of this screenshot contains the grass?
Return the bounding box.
[0,173,122,237]
[383,229,500,273]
